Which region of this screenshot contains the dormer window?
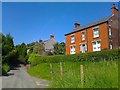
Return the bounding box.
[71,35,75,43]
[93,28,99,38]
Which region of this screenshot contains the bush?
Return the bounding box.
[28,49,119,66]
[2,64,10,75]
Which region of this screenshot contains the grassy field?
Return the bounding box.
[27,60,118,88]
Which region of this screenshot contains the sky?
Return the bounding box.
[2,2,118,45]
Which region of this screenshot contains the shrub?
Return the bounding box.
[28,49,119,66]
[2,64,10,75]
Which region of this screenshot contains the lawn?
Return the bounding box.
[27,60,118,88]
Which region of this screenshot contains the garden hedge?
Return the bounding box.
[2,64,10,75]
[28,49,119,66]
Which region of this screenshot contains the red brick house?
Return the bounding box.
[65,4,119,54]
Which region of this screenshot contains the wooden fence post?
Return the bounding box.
[80,65,84,85]
[50,63,53,80]
[60,62,63,80]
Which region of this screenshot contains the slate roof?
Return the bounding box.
[43,38,56,52]
[65,16,111,35]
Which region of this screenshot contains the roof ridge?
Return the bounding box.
[65,16,111,35]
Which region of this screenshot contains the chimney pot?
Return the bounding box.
[74,22,80,28]
[50,34,54,39]
[112,4,115,9]
[111,4,118,16]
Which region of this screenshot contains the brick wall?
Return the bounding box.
[65,22,109,54]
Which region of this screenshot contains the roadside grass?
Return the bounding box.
[27,60,118,88]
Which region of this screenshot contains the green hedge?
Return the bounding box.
[2,64,10,75]
[28,49,119,66]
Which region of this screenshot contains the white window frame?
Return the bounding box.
[70,45,76,54]
[71,35,75,43]
[109,27,112,36]
[93,28,99,38]
[92,40,101,51]
[80,43,87,53]
[82,32,85,41]
[109,40,112,49]
[110,43,112,49]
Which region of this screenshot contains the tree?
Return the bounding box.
[53,42,65,55]
[2,33,19,67]
[15,43,27,64]
[59,42,65,54]
[27,42,36,47]
[26,42,36,54]
[6,33,14,49]
[2,34,13,56]
[33,43,45,55]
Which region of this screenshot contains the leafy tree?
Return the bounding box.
[27,42,36,47]
[0,33,2,54]
[15,43,27,64]
[33,43,45,55]
[26,42,36,54]
[6,33,14,49]
[1,33,19,71]
[53,42,65,55]
[59,42,65,54]
[2,33,14,56]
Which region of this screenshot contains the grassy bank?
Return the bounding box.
[27,60,118,88]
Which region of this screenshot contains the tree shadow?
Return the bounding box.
[3,73,14,77]
[10,64,21,70]
[2,64,21,77]
[10,67,19,70]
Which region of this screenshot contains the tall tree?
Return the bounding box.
[53,42,65,55]
[15,43,27,64]
[6,33,14,49]
[2,33,18,66]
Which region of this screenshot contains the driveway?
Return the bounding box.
[2,66,49,88]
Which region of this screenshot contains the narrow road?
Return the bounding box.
[2,66,49,88]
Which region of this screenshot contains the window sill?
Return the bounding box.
[93,36,99,39]
[71,42,75,44]
[81,39,85,41]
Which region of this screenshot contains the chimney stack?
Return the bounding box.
[50,34,54,39]
[111,4,118,16]
[74,22,80,28]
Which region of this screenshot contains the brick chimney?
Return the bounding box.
[74,22,80,28]
[50,34,54,39]
[111,4,118,16]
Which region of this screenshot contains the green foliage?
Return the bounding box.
[27,42,36,47]
[2,64,10,75]
[27,61,118,88]
[27,63,51,80]
[2,33,19,66]
[2,49,18,65]
[2,33,14,56]
[26,42,36,54]
[15,43,27,64]
[53,42,65,55]
[6,33,14,48]
[33,43,45,54]
[28,49,119,66]
[0,33,2,54]
[27,45,119,88]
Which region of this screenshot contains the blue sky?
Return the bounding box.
[2,2,118,45]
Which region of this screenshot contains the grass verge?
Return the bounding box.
[27,60,118,88]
